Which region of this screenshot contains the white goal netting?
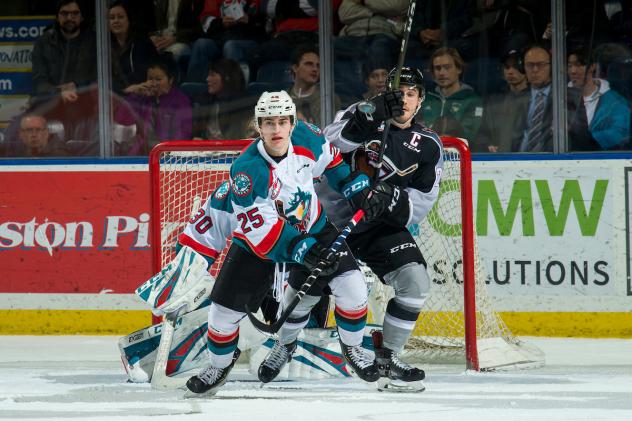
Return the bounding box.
[150,139,544,371]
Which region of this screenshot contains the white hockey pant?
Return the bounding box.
[279,269,368,347]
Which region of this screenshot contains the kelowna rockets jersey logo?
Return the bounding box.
[275,187,312,232]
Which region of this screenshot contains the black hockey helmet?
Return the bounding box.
[387,66,425,101]
[388,67,424,89]
[386,67,426,101]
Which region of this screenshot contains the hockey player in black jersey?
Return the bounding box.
[322,67,444,392]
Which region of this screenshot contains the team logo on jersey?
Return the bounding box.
[270,175,282,199]
[214,181,230,200]
[277,187,312,232]
[232,172,252,197]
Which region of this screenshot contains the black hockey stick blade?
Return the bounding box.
[245,209,366,334]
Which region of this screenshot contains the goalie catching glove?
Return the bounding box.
[341,90,404,142]
[289,235,341,276]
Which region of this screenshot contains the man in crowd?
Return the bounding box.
[567,47,630,150]
[516,44,590,152]
[31,0,96,104]
[287,44,341,126]
[421,47,483,143]
[14,114,67,157]
[476,50,530,152]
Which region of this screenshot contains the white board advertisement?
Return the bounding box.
[472,160,630,312]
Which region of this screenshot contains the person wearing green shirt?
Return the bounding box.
[421,47,483,143]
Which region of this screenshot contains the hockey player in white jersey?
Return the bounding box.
[184,91,390,397]
[321,67,444,392]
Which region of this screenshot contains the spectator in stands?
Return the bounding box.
[515,44,590,152]
[109,0,159,95]
[187,0,265,82]
[247,0,341,74]
[567,47,630,150]
[409,0,473,60]
[487,0,550,57]
[606,0,632,50]
[333,0,402,101]
[362,57,391,100]
[14,114,67,158]
[476,50,530,153]
[31,0,96,104]
[116,57,192,155]
[591,42,632,101]
[421,47,483,143]
[150,0,204,70]
[191,58,255,140]
[335,0,407,68]
[286,44,340,126]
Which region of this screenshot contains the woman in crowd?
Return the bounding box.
[108,0,159,95]
[116,56,192,155]
[191,58,254,140]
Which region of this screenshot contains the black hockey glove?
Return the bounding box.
[365,90,404,123]
[341,90,404,142]
[372,181,410,227]
[302,241,341,277]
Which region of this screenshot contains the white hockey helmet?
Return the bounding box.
[254,91,297,131]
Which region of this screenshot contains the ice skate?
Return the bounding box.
[258,340,297,383]
[340,342,380,382]
[184,348,241,398]
[375,347,425,392]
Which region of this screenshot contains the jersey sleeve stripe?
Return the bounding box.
[177,233,221,259]
[293,145,316,161]
[326,149,344,169]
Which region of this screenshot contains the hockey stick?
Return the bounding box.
[151,306,189,389]
[245,209,366,334]
[371,0,417,182]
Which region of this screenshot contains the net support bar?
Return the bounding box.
[440,137,478,371]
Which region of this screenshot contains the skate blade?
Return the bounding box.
[377,378,425,393]
[183,386,221,399]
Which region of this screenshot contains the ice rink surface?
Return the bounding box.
[1,336,631,421]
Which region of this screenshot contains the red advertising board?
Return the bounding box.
[0,168,152,294]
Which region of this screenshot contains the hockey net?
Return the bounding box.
[150,138,544,371]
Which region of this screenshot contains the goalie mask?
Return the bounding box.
[254,91,297,131]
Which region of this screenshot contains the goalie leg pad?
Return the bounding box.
[135,245,214,316]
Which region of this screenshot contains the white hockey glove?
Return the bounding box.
[135,246,215,316]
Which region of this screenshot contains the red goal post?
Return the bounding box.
[149,138,543,371]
